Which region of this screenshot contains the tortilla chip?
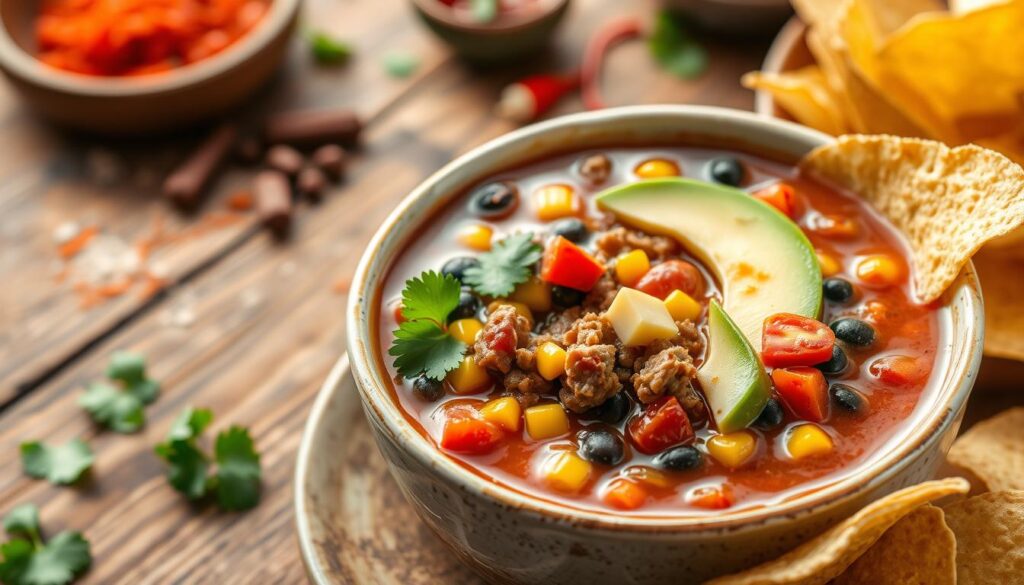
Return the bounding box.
[742,68,848,136]
[799,136,1024,303]
[832,505,955,585]
[950,0,1007,13]
[943,490,1024,584]
[948,407,1024,490]
[973,252,1024,360]
[705,478,969,585]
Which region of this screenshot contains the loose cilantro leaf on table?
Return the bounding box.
[388,271,468,381]
[648,11,708,79]
[20,441,93,486]
[0,504,91,585]
[154,408,262,511]
[79,352,160,433]
[309,31,352,65]
[463,232,543,297]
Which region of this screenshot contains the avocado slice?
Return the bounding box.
[596,178,822,431]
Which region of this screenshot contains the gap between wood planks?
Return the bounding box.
[0,53,454,416]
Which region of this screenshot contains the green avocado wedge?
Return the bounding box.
[596,178,822,431]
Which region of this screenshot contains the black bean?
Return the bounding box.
[448,290,481,322]
[653,445,704,471]
[582,392,631,425]
[830,383,868,415]
[468,181,519,219]
[707,157,744,187]
[831,318,876,347]
[577,430,625,466]
[551,285,585,308]
[412,376,444,402]
[549,218,589,243]
[440,256,480,284]
[751,398,785,430]
[823,278,856,304]
[816,345,849,375]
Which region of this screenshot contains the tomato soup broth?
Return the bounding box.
[374,146,942,515]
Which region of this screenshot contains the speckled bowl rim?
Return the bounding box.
[0,0,301,97]
[345,105,984,531]
[410,0,569,33]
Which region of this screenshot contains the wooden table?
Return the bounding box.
[1,1,1020,583]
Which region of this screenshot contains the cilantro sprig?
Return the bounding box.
[648,11,708,79]
[78,352,160,433]
[388,271,466,381]
[463,232,543,297]
[20,440,93,486]
[154,408,262,511]
[309,31,352,65]
[0,504,91,585]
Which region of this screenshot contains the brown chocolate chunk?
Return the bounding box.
[263,108,362,149]
[311,144,347,180]
[162,123,238,211]
[254,170,293,239]
[265,145,305,177]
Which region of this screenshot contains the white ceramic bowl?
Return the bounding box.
[346,106,983,584]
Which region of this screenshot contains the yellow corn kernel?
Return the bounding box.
[544,451,592,493]
[856,254,903,288]
[532,184,579,221]
[480,397,522,432]
[447,356,492,395]
[635,159,680,178]
[487,301,534,328]
[707,431,757,469]
[510,276,552,312]
[615,249,651,287]
[536,342,567,381]
[816,250,841,277]
[621,466,672,489]
[449,318,483,345]
[458,224,493,251]
[664,290,701,322]
[524,403,570,440]
[787,424,834,460]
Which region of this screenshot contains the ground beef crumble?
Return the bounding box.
[561,344,621,413]
[594,226,680,262]
[563,313,615,346]
[474,305,531,374]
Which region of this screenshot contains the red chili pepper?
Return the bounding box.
[581,17,644,111]
[496,74,580,122]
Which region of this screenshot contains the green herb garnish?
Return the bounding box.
[309,31,353,65]
[20,440,93,486]
[382,51,420,79]
[388,271,467,381]
[79,351,160,433]
[470,0,498,24]
[0,504,91,585]
[648,11,708,79]
[463,232,543,297]
[154,408,262,511]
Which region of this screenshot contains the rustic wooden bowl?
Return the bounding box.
[0,0,301,135]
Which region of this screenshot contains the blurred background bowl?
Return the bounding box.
[661,0,792,35]
[410,0,570,63]
[0,0,301,135]
[753,17,811,118]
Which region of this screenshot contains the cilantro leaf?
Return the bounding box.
[78,383,144,434]
[470,0,498,23]
[0,539,34,585]
[2,507,38,540]
[400,271,462,325]
[0,505,91,585]
[167,407,213,442]
[389,320,467,381]
[154,439,209,501]
[463,232,543,297]
[20,441,93,486]
[213,427,262,511]
[105,351,146,385]
[649,11,708,79]
[309,31,352,65]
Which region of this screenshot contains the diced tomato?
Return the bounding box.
[635,260,704,300]
[771,367,829,422]
[604,479,648,510]
[440,405,503,455]
[869,355,929,388]
[762,313,835,368]
[628,396,694,454]
[752,183,798,219]
[540,236,606,291]
[688,484,734,510]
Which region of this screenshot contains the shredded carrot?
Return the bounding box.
[57,226,99,259]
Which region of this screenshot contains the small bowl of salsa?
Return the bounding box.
[346,105,983,582]
[0,0,300,134]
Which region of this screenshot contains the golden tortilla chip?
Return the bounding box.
[742,68,848,136]
[832,505,955,585]
[973,251,1024,360]
[950,0,1007,13]
[943,490,1024,584]
[705,478,969,585]
[799,135,1024,303]
[948,407,1024,490]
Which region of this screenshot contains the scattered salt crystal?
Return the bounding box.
[161,289,197,328]
[71,234,141,285]
[52,221,81,245]
[240,288,263,309]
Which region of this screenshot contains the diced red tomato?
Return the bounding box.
[540,236,606,291]
[869,355,929,388]
[604,479,648,510]
[752,183,798,219]
[628,396,694,454]
[771,367,829,422]
[440,405,503,455]
[762,313,835,368]
[688,484,734,510]
[635,260,704,300]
